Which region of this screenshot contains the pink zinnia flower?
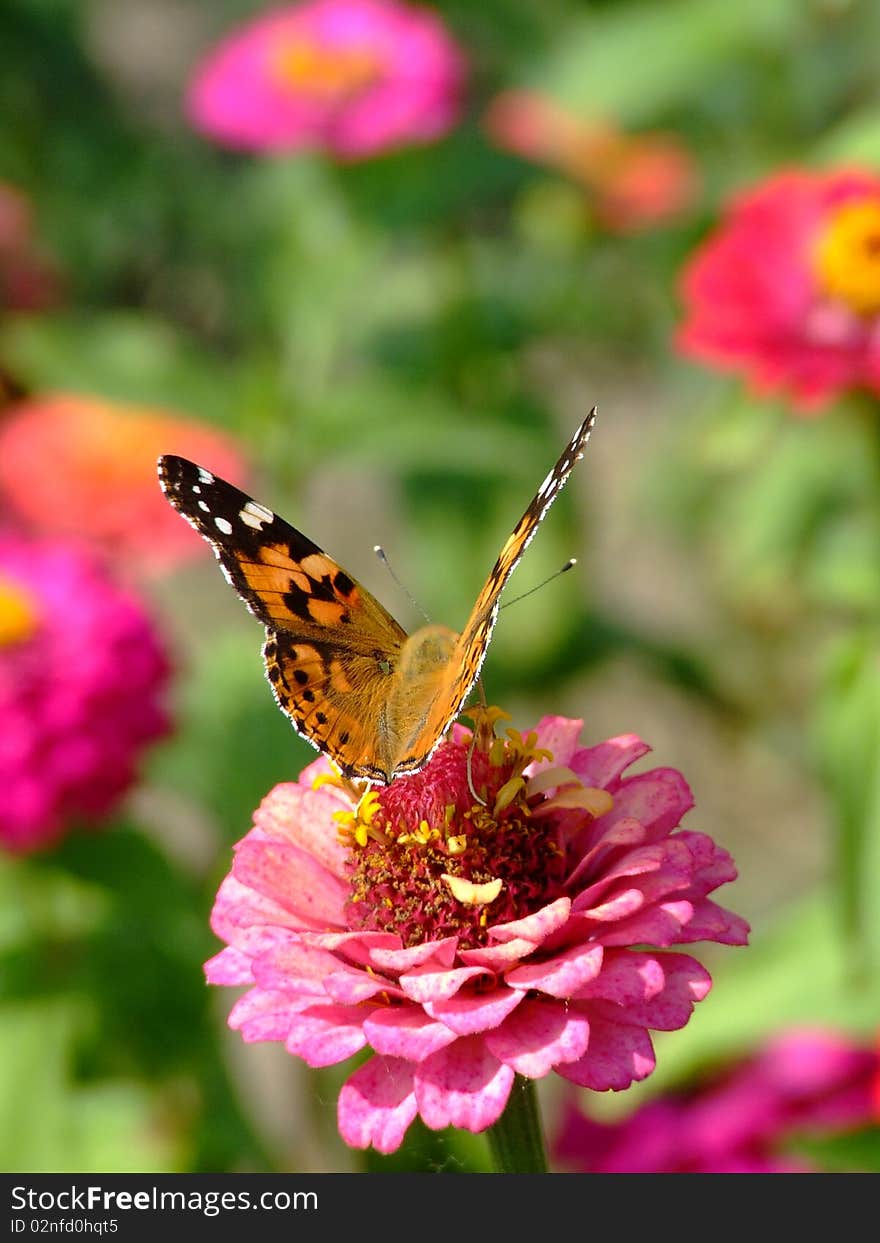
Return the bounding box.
[484,90,699,234]
[678,167,880,411]
[206,711,748,1154]
[0,531,170,852]
[186,0,466,160]
[0,393,247,574]
[555,1027,880,1173]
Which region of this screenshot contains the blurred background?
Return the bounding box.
[1,0,879,1173]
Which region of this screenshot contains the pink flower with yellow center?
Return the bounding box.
[186,0,466,160]
[677,167,880,411]
[0,531,170,852]
[555,1028,880,1173]
[483,90,700,235]
[206,710,747,1153]
[0,393,247,573]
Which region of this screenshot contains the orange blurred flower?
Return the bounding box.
[0,393,248,573]
[484,90,699,235]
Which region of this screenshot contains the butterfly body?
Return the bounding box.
[158,407,595,784]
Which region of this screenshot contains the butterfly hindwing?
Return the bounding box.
[263,630,400,781]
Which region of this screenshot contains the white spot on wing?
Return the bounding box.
[239,500,274,530]
[198,467,215,484]
[192,485,201,494]
[214,516,233,535]
[198,500,210,512]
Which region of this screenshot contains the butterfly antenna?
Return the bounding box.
[374,545,432,624]
[499,559,577,610]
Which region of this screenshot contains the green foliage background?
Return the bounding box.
[2,0,880,1172]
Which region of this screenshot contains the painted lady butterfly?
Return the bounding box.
[158,408,596,784]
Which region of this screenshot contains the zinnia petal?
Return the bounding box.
[415,1038,515,1132]
[338,1056,418,1153]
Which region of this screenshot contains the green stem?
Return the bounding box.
[486,1077,548,1173]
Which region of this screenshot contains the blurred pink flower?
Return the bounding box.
[206,712,747,1153]
[0,531,170,852]
[484,90,699,234]
[0,181,61,312]
[0,393,248,574]
[678,167,880,411]
[186,0,465,160]
[555,1028,880,1173]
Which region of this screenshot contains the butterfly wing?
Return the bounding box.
[157,455,409,780]
[393,408,598,774]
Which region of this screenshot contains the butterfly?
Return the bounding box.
[157,407,596,785]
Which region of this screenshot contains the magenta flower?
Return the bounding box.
[186,0,465,160]
[0,532,170,852]
[555,1028,880,1173]
[206,712,747,1154]
[677,167,880,412]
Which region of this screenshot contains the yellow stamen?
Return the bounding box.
[814,198,880,316]
[526,766,581,797]
[462,705,512,730]
[488,737,507,767]
[441,874,503,907]
[0,576,38,647]
[446,834,468,855]
[311,771,343,792]
[493,776,526,815]
[534,785,614,818]
[357,791,382,827]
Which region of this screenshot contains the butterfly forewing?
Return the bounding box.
[157,455,408,776]
[390,408,598,774]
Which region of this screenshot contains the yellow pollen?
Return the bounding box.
[269,36,382,100]
[441,874,503,907]
[447,834,468,855]
[814,198,880,316]
[0,576,38,647]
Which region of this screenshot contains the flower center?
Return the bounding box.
[269,35,383,100]
[0,574,38,647]
[813,198,880,316]
[338,714,568,950]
